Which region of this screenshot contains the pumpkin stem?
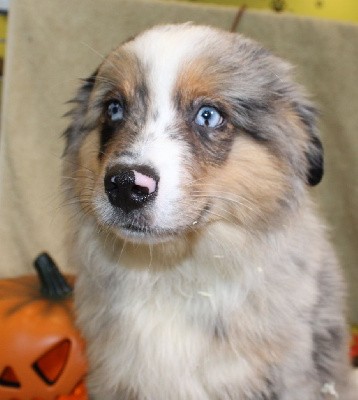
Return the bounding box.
[33,253,73,300]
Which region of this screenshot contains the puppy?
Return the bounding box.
[63,24,352,400]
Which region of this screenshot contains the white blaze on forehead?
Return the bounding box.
[119,25,217,228]
[126,24,215,123]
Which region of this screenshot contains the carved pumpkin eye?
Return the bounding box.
[32,339,71,385]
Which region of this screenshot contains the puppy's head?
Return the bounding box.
[63,24,323,243]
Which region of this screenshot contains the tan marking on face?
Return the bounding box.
[175,57,228,107]
[191,136,291,231]
[98,49,142,101]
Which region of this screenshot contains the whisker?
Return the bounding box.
[62,158,96,175]
[80,41,107,63]
[191,193,255,212]
[80,42,127,85]
[117,238,127,264]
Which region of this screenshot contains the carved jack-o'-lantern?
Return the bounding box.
[0,253,88,400]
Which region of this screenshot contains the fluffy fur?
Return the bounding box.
[63,24,353,399]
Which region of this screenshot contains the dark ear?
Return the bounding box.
[294,102,324,186]
[62,69,98,155]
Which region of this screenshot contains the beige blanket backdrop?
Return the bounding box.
[0,0,357,322]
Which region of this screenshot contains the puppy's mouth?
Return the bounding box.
[119,223,177,242]
[114,223,186,245]
[113,202,211,243]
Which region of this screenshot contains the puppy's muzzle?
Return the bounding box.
[104,166,159,213]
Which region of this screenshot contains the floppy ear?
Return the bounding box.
[294,101,324,186]
[62,69,98,155]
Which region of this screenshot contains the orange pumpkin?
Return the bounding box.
[0,253,88,400]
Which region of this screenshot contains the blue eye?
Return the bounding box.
[194,106,223,128]
[107,101,124,122]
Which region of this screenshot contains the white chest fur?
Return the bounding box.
[74,219,319,399]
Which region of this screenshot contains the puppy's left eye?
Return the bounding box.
[107,100,124,122]
[195,106,223,128]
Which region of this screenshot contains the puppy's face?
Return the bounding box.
[64,24,323,243]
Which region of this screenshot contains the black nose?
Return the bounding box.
[104,166,158,212]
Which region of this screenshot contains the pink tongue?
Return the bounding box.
[133,170,157,194]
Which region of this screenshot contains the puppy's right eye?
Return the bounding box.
[107,100,124,122]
